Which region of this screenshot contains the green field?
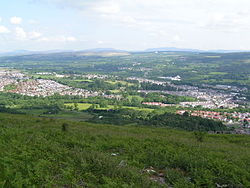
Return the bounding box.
[74,79,93,82]
[110,89,120,93]
[127,95,144,101]
[106,80,134,86]
[65,103,154,112]
[209,72,227,75]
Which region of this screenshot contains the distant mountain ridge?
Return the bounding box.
[0,48,127,57]
[1,47,250,57]
[79,48,126,53]
[145,47,250,53]
[0,50,75,57]
[145,47,203,52]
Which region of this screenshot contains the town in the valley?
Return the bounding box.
[0,69,249,133]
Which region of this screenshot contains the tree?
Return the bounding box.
[88,104,98,110]
[99,100,108,108]
[73,103,79,111]
[131,96,141,106]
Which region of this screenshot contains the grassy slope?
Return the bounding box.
[0,113,250,187]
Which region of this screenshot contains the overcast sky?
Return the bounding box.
[1,0,250,52]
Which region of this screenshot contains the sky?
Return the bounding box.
[1,0,250,52]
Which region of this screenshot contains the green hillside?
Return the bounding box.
[0,113,250,187]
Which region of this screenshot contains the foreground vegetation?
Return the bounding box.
[0,113,250,187]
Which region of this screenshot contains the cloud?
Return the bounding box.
[92,2,120,14]
[66,36,77,42]
[0,26,10,34]
[7,0,250,50]
[199,11,250,33]
[38,35,77,42]
[29,31,42,39]
[97,40,104,44]
[29,19,39,24]
[10,17,23,24]
[121,16,137,24]
[39,0,250,32]
[15,27,43,40]
[0,17,2,23]
[15,27,27,39]
[33,0,93,10]
[173,35,182,42]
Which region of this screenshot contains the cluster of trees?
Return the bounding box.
[0,93,83,114]
[141,92,196,104]
[87,108,227,131]
[148,112,226,131]
[53,78,118,91]
[140,82,176,91]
